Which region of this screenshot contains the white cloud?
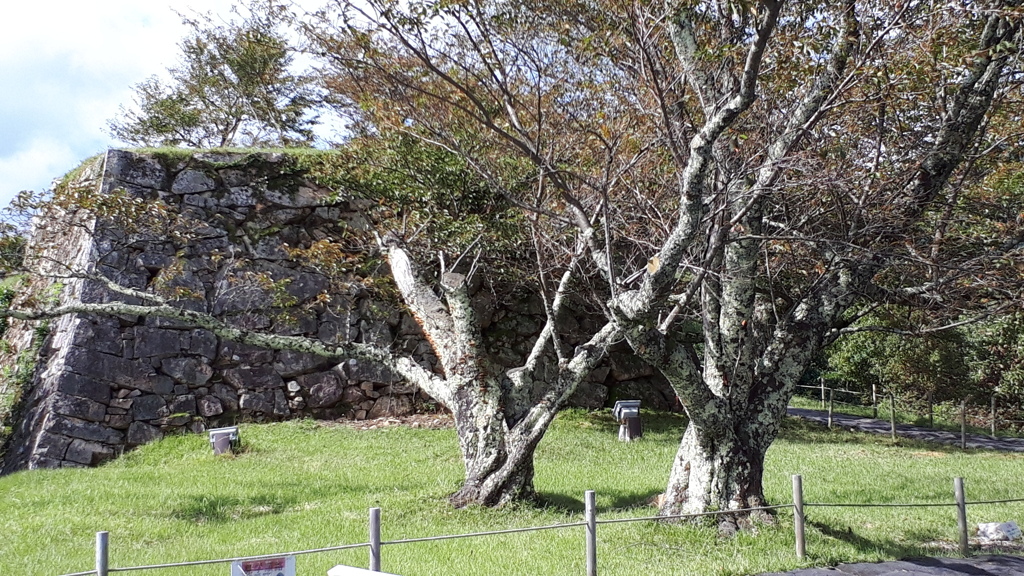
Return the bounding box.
[0,137,81,200]
[0,0,322,209]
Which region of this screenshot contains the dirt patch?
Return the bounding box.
[328,413,455,431]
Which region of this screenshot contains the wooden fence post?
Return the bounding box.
[961,399,968,450]
[96,532,109,576]
[928,391,934,428]
[369,507,381,572]
[585,490,597,576]
[792,475,806,560]
[827,389,834,429]
[991,396,997,438]
[954,477,969,557]
[820,378,826,409]
[889,391,897,442]
[872,383,878,419]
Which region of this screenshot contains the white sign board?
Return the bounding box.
[230,556,296,576]
[327,565,401,576]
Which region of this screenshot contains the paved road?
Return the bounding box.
[786,407,1024,452]
[758,555,1024,575]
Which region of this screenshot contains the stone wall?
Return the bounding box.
[0,150,677,474]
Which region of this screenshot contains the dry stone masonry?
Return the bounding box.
[0,150,677,473]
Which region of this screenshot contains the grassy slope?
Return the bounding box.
[2,411,1023,576]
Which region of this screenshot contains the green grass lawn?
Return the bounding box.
[2,410,1023,576]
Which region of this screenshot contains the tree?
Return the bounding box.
[825,309,972,404]
[306,0,1024,522]
[108,1,319,148]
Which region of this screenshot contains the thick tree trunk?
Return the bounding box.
[444,372,546,507]
[661,418,771,519]
[450,433,538,508]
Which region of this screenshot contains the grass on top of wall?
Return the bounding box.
[2,410,1022,576]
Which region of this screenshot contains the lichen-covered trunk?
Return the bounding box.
[446,379,540,508]
[449,425,538,508]
[661,415,774,518]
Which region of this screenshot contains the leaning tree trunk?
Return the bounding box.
[385,245,620,508]
[449,419,541,508]
[446,376,541,508]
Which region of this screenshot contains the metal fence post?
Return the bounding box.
[954,477,969,557]
[96,531,109,576]
[369,507,381,572]
[792,475,806,560]
[585,490,597,576]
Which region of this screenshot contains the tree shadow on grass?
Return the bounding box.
[806,518,929,561]
[171,493,298,524]
[536,488,663,515]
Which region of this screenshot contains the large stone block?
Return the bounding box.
[252,236,288,260]
[132,395,168,421]
[272,389,290,416]
[32,432,72,461]
[223,366,284,389]
[51,393,107,423]
[610,377,676,411]
[368,395,414,418]
[609,354,655,382]
[211,384,239,411]
[70,318,123,356]
[160,357,213,387]
[198,395,224,417]
[239,391,272,413]
[106,414,133,430]
[65,439,115,466]
[55,372,110,403]
[317,320,358,344]
[47,417,124,445]
[342,359,399,384]
[134,327,186,359]
[263,185,327,208]
[65,347,152,387]
[217,341,275,366]
[284,272,330,302]
[171,169,217,194]
[134,375,176,395]
[274,350,333,378]
[341,386,366,404]
[223,186,257,207]
[272,313,318,336]
[298,372,343,408]
[359,320,393,347]
[127,422,162,446]
[168,395,197,415]
[188,330,218,359]
[567,382,609,410]
[105,150,167,189]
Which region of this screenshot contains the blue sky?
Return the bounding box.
[0,0,321,209]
